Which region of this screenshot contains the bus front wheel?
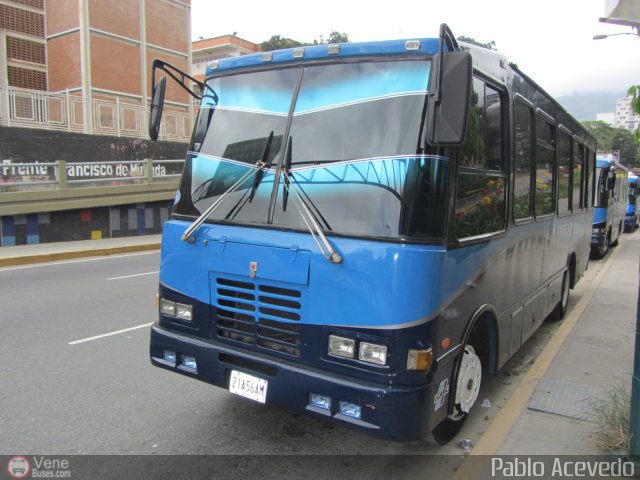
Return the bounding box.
[431,344,482,445]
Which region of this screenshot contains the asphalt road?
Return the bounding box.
[0,250,599,478]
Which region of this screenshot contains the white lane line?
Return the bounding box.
[0,251,157,272]
[68,323,154,345]
[107,271,159,281]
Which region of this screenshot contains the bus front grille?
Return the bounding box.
[213,277,302,357]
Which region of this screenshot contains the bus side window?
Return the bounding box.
[455,78,506,238]
[574,143,584,210]
[534,114,555,217]
[557,130,571,215]
[513,99,533,221]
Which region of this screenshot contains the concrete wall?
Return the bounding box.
[0,126,187,162]
[0,126,186,246]
[1,200,173,245]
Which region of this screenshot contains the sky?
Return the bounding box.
[191,0,640,98]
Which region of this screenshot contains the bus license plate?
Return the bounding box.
[229,370,268,404]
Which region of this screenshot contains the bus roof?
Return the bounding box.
[206,38,443,75]
[596,155,628,171]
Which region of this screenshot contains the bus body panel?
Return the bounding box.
[149,34,596,440]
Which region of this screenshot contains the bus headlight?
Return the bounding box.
[359,342,388,365]
[160,298,176,316]
[328,335,355,358]
[175,303,193,321]
[160,298,193,322]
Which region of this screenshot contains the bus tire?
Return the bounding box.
[431,344,482,445]
[592,234,609,259]
[611,223,621,247]
[550,270,570,321]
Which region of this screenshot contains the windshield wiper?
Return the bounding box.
[248,131,274,202]
[282,137,292,211]
[281,169,343,264]
[181,132,276,243]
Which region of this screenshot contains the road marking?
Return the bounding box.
[68,323,154,345]
[0,251,157,272]
[108,271,158,281]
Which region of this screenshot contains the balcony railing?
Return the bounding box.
[0,86,193,143]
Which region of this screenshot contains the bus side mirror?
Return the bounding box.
[426,51,472,146]
[149,76,167,141]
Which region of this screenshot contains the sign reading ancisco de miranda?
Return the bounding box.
[0,160,180,184]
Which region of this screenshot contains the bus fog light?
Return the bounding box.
[309,393,331,410]
[176,303,193,321]
[181,355,197,370]
[339,401,361,419]
[163,350,176,364]
[407,348,433,371]
[160,298,176,317]
[328,335,355,358]
[359,342,388,365]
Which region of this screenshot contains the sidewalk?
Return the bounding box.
[450,231,639,480]
[496,232,638,456]
[0,234,161,267]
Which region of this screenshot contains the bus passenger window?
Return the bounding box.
[573,144,584,210]
[455,78,506,239]
[557,131,571,215]
[459,78,486,169]
[455,173,505,237]
[485,85,503,172]
[535,115,555,216]
[513,100,533,220]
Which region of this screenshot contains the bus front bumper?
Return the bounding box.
[150,323,436,441]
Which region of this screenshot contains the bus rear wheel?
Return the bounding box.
[550,270,570,321]
[431,344,482,445]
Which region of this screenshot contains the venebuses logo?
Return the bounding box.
[7,456,30,479]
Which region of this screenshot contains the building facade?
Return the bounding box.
[615,95,640,131]
[191,34,260,83]
[0,0,47,90]
[0,0,193,142]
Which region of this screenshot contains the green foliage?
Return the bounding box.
[261,31,350,52]
[628,85,640,145]
[582,120,638,165]
[260,35,304,52]
[457,36,496,50]
[588,384,631,454]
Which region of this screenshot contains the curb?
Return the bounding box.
[450,236,627,479]
[0,242,161,268]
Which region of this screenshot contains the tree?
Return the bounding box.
[582,120,638,166]
[457,36,496,50]
[628,85,640,145]
[260,35,303,51]
[261,31,350,51]
[316,31,349,44]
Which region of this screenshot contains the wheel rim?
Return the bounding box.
[454,345,482,414]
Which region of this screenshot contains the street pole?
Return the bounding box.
[631,260,640,459]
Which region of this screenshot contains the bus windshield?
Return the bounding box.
[174,59,449,241]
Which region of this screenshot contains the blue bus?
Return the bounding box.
[625,173,638,232]
[591,155,628,258]
[147,25,595,442]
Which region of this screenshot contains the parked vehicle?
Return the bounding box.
[147,24,596,442]
[625,172,638,232]
[591,155,628,258]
